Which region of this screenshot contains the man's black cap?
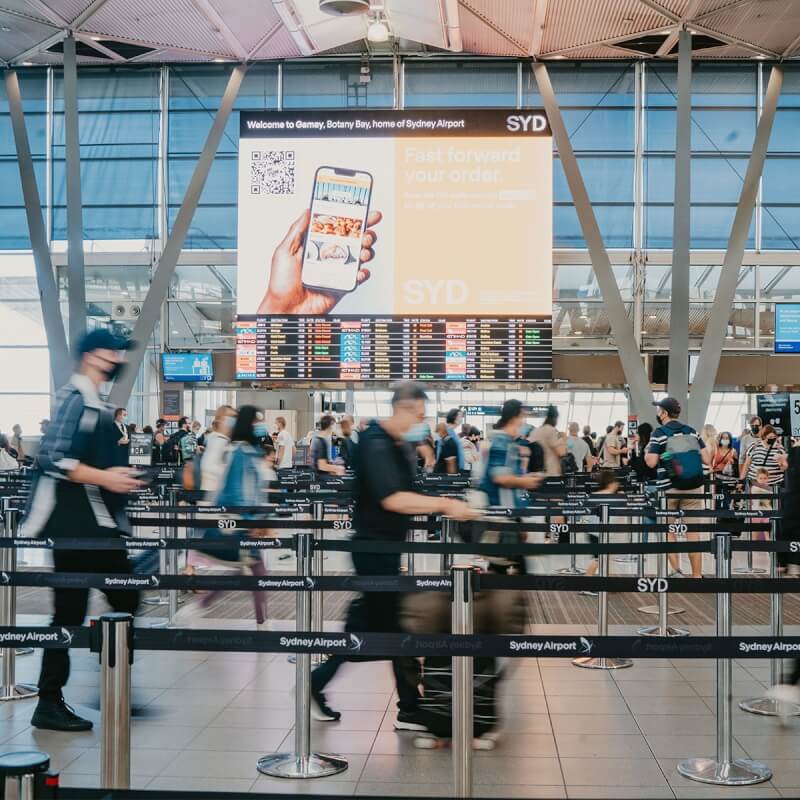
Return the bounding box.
[652,396,681,416]
[76,329,135,356]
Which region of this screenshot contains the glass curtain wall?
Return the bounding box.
[1,59,799,426]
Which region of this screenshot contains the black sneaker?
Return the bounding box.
[311,690,340,722]
[32,696,93,732]
[394,711,428,732]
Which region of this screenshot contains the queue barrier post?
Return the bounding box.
[257,533,348,779]
[638,493,687,625]
[99,612,133,790]
[311,501,325,667]
[678,533,772,786]
[142,485,169,608]
[574,505,632,670]
[440,517,455,575]
[451,564,474,799]
[0,751,50,800]
[734,484,767,576]
[0,500,37,702]
[740,517,800,717]
[557,513,582,576]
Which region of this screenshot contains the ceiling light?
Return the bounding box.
[753,54,767,60]
[20,61,33,66]
[550,54,566,60]
[90,35,101,41]
[622,17,634,24]
[367,18,390,43]
[648,314,658,319]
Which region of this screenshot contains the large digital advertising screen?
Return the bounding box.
[236,109,552,381]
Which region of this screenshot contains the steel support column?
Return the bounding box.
[109,64,247,406]
[63,35,87,349]
[668,29,691,411]
[689,66,783,430]
[533,62,654,421]
[5,69,70,389]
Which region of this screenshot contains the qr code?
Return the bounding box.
[250,150,295,195]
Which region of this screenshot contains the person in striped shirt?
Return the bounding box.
[740,424,788,488]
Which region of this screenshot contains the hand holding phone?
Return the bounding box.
[257,171,382,316]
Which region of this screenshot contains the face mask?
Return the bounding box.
[751,425,761,434]
[223,416,236,432]
[103,361,125,381]
[766,437,777,444]
[253,423,268,439]
[518,423,532,438]
[403,423,429,443]
[720,438,730,447]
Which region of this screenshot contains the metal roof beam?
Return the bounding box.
[459,0,527,55]
[11,28,66,63]
[192,0,248,59]
[690,21,780,58]
[781,30,800,59]
[74,33,126,61]
[541,24,673,57]
[71,0,112,30]
[529,0,547,57]
[22,0,68,27]
[637,0,680,24]
[246,21,283,60]
[693,0,757,23]
[656,0,703,57]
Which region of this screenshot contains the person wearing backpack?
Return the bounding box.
[645,396,711,579]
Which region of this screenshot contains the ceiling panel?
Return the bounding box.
[466,0,538,52]
[541,0,674,54]
[0,8,58,61]
[386,0,447,50]
[80,0,234,55]
[698,0,800,55]
[41,0,93,22]
[252,23,302,59]
[207,0,280,54]
[459,2,526,55]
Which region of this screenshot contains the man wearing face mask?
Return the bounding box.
[24,329,143,731]
[739,416,762,462]
[310,382,478,729]
[646,397,711,579]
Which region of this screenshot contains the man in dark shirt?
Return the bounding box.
[24,329,143,732]
[311,382,476,730]
[310,415,344,477]
[434,427,459,473]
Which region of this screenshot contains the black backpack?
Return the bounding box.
[527,440,545,474]
[561,451,579,475]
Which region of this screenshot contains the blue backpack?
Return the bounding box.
[662,431,704,490]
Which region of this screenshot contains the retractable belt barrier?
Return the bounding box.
[0,625,799,660]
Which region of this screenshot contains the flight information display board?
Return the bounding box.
[236,315,552,382]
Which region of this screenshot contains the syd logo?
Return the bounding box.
[505,114,547,132]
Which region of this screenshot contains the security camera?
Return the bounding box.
[536,384,545,392]
[250,382,260,390]
[308,391,315,398]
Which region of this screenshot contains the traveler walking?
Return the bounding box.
[310,382,477,727]
[25,329,143,731]
[740,424,787,488]
[600,420,626,468]
[645,396,711,579]
[738,416,763,461]
[113,407,129,466]
[530,405,566,477]
[337,415,358,470]
[10,423,24,461]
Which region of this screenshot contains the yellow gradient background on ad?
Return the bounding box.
[393,136,552,316]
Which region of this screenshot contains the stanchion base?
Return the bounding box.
[557,566,583,575]
[739,697,800,717]
[0,684,38,702]
[2,648,33,657]
[572,657,633,670]
[142,597,169,607]
[638,624,690,637]
[614,555,637,563]
[637,604,686,616]
[733,567,768,575]
[677,757,772,786]
[257,752,348,779]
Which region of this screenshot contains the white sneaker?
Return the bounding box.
[473,734,497,750]
[765,684,800,725]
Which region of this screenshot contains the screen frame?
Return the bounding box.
[161,352,215,383]
[774,302,800,354]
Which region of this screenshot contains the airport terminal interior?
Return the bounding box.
[4,0,800,798]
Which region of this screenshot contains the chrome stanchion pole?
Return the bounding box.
[557,513,582,576]
[406,519,419,576]
[152,487,182,629]
[451,564,473,799]
[574,506,633,670]
[734,483,767,575]
[257,533,348,779]
[440,517,455,575]
[2,498,32,658]
[100,612,133,790]
[678,533,772,786]
[638,528,689,638]
[0,751,50,800]
[0,501,37,701]
[143,484,169,607]
[638,494,686,617]
[311,501,325,666]
[740,517,800,716]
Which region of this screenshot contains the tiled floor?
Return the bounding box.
[0,548,796,798]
